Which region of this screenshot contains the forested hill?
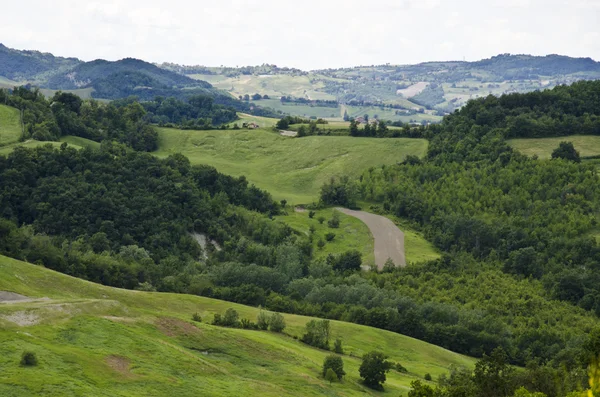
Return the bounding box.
[0,43,81,82]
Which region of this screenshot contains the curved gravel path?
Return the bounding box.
[336,208,406,270]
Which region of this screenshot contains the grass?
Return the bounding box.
[59,135,101,149]
[0,254,476,396]
[233,113,279,128]
[276,208,375,265]
[508,135,600,159]
[154,127,428,204]
[0,104,22,146]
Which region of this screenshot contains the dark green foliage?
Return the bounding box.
[322,355,345,380]
[325,233,336,242]
[327,212,340,229]
[424,373,432,381]
[551,141,581,162]
[320,176,357,208]
[317,216,325,224]
[257,311,270,330]
[333,338,344,354]
[268,313,286,332]
[411,83,445,108]
[20,351,38,367]
[0,43,80,81]
[327,251,362,272]
[302,319,330,350]
[324,368,337,383]
[239,318,255,329]
[317,239,325,249]
[408,380,435,397]
[473,348,515,397]
[394,362,408,373]
[308,210,315,219]
[359,351,392,390]
[192,313,202,322]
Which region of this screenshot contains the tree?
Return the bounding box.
[20,351,38,366]
[327,211,340,228]
[276,118,289,129]
[343,110,349,121]
[192,312,202,322]
[473,347,515,397]
[323,354,345,380]
[222,308,240,327]
[297,125,307,137]
[408,380,435,397]
[551,142,580,163]
[317,216,326,224]
[302,319,331,349]
[257,310,270,330]
[359,351,392,390]
[325,233,336,242]
[349,120,359,136]
[325,368,338,384]
[308,210,316,219]
[334,338,344,354]
[269,313,286,332]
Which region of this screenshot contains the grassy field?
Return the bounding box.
[0,104,22,146]
[59,135,102,149]
[0,138,93,156]
[154,127,428,203]
[277,208,375,265]
[0,254,476,396]
[508,135,600,159]
[233,113,279,128]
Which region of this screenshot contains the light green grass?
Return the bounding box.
[0,104,22,146]
[0,140,78,156]
[154,128,428,203]
[59,135,101,149]
[233,113,279,128]
[276,208,375,265]
[0,254,475,396]
[508,135,600,159]
[259,99,341,119]
[39,87,95,100]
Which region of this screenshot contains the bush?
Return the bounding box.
[257,310,270,330]
[212,313,222,325]
[308,210,316,219]
[269,313,286,332]
[20,351,38,367]
[325,368,338,383]
[334,338,344,354]
[302,319,330,349]
[394,362,408,373]
[317,239,326,249]
[359,351,392,390]
[240,318,255,329]
[327,211,340,228]
[317,216,326,224]
[223,308,240,327]
[325,233,336,242]
[192,312,202,322]
[323,354,345,380]
[424,373,432,381]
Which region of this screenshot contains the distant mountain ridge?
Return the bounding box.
[0,43,81,82]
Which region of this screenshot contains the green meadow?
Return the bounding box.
[0,255,476,396]
[154,127,428,204]
[508,135,600,159]
[0,104,22,146]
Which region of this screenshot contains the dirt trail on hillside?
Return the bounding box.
[0,291,29,302]
[336,208,406,270]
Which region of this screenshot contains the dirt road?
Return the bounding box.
[336,208,406,270]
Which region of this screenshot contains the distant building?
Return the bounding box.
[246,122,259,129]
[355,116,365,124]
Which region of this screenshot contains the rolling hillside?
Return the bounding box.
[0,254,476,396]
[154,128,429,203]
[0,43,80,82]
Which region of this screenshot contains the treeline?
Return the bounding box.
[280,96,339,108]
[455,80,600,138]
[0,87,158,151]
[113,95,238,128]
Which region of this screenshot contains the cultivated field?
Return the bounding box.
[0,255,476,396]
[508,135,600,159]
[0,104,22,146]
[154,127,429,203]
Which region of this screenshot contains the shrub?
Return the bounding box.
[317,216,326,224]
[325,233,336,242]
[359,351,392,390]
[212,313,222,325]
[192,312,202,322]
[269,313,286,332]
[325,368,338,384]
[20,351,38,367]
[323,354,345,380]
[302,319,330,349]
[308,210,316,219]
[327,211,340,228]
[317,239,326,249]
[424,373,432,381]
[223,308,240,327]
[257,310,270,330]
[240,318,255,329]
[394,362,408,373]
[334,338,344,354]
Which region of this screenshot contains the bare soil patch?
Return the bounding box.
[2,311,40,326]
[0,291,29,302]
[279,130,297,137]
[336,208,406,270]
[105,355,132,377]
[397,82,429,98]
[155,317,201,337]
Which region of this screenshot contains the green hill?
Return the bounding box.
[154,128,428,203]
[0,104,21,146]
[0,254,475,396]
[0,43,80,82]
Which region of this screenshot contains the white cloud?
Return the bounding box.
[0,0,597,69]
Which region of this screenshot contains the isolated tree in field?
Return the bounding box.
[551,141,580,163]
[317,216,326,224]
[359,351,392,390]
[276,118,289,129]
[323,354,345,380]
[257,310,270,330]
[223,308,240,327]
[334,338,344,354]
[343,110,349,121]
[269,313,286,332]
[20,351,38,366]
[302,319,331,349]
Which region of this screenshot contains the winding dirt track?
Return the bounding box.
[336,208,406,270]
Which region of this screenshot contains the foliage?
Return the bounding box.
[192,313,202,322]
[359,351,392,390]
[320,177,358,208]
[334,338,344,354]
[302,319,331,350]
[268,313,286,332]
[323,355,345,380]
[551,141,581,162]
[20,351,38,367]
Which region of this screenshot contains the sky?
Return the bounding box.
[1,0,599,70]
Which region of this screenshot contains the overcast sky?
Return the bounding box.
[1,0,599,70]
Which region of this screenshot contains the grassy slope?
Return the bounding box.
[234,113,279,128]
[508,135,600,159]
[154,127,428,204]
[0,104,22,146]
[0,136,97,156]
[0,255,476,396]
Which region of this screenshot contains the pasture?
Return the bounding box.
[508,135,600,159]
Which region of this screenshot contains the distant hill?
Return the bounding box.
[0,43,80,82]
